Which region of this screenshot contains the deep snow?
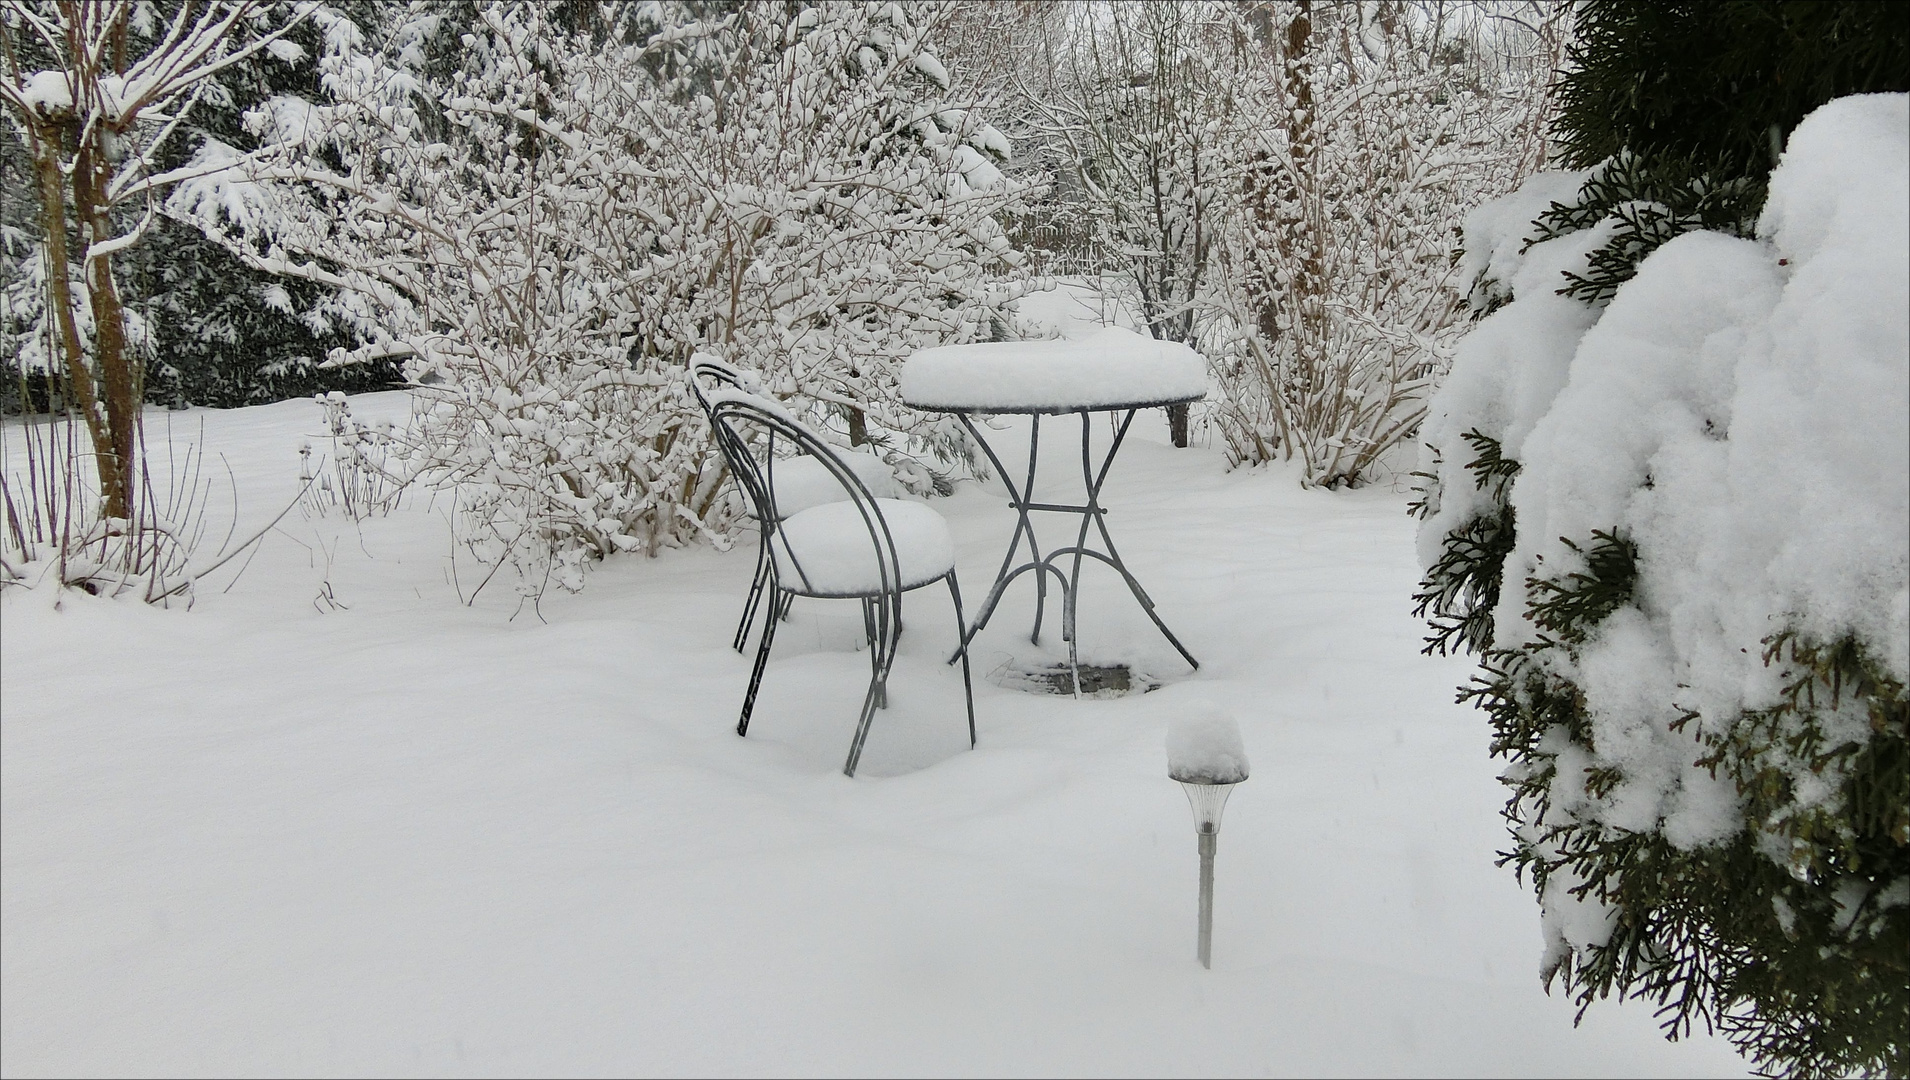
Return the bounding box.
[1,388,1748,1076]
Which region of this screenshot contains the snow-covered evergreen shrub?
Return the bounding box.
[1414,96,1909,1078]
[182,1,1027,592]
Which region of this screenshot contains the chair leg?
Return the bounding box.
[947,572,976,748]
[861,597,887,708]
[733,540,770,653]
[845,590,901,777]
[843,676,884,778]
[738,586,782,737]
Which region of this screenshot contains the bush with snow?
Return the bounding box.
[1014,2,1567,484]
[175,2,1027,593]
[1413,95,1909,1077]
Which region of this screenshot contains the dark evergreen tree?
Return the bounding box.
[1416,6,1910,1077]
[127,217,396,408]
[132,2,404,408]
[1,2,406,414]
[1555,2,1910,189]
[1531,1,1910,310]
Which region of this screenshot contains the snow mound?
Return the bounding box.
[900,327,1207,413]
[1459,168,1590,312]
[1414,218,1611,570]
[1167,705,1250,785]
[1507,92,1909,700]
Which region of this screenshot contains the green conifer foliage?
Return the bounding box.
[1539,2,1910,314]
[1555,2,1910,184]
[1526,151,1758,306]
[1413,9,1910,1075]
[1410,429,1518,657]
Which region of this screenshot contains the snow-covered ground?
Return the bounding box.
[2,388,1748,1077]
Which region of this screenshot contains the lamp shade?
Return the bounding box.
[1178,778,1237,833]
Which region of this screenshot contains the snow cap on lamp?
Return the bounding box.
[1168,703,1248,836]
[1167,704,1249,785]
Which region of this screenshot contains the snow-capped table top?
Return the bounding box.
[900,327,1207,414]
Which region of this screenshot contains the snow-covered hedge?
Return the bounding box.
[176,2,1026,592]
[1414,95,1908,1076]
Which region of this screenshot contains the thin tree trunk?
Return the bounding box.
[26,120,129,520]
[75,137,138,521]
[1285,0,1322,323]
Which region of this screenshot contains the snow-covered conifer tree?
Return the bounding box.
[1413,6,1909,1064]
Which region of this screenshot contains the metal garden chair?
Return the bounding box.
[691,360,975,777]
[691,357,900,653]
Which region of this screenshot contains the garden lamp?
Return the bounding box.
[1167,707,1249,969]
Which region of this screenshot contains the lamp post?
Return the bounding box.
[1167,708,1249,969]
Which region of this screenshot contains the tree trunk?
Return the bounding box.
[26,118,131,520]
[1284,0,1322,318]
[75,136,139,521]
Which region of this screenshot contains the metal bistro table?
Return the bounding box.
[900,328,1205,693]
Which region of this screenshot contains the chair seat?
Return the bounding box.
[772,499,956,596]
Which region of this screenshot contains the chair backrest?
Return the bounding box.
[690,355,900,517]
[689,355,757,503]
[691,361,904,599]
[689,354,753,405]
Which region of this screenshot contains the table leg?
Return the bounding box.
[950,412,1052,662]
[948,405,1199,677]
[1079,408,1199,671]
[1085,509,1201,670]
[1049,408,1200,675]
[1026,414,1049,645]
[1061,412,1100,694]
[1066,408,1132,635]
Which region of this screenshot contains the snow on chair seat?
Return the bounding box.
[772,499,956,597]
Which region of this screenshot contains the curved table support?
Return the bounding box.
[944,405,1200,689]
